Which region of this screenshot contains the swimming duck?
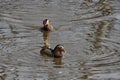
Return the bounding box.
[40,44,65,58]
[40,19,55,32]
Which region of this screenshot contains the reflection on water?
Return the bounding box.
[42,30,51,46]
[85,18,119,74]
[53,58,64,68]
[87,20,115,54]
[0,0,120,80]
[97,0,113,16]
[93,21,105,49]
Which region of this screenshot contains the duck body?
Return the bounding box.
[40,44,65,58]
[40,48,53,57]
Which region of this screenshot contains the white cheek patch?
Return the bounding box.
[58,45,64,49]
[46,20,49,24]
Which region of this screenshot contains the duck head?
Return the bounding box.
[53,44,65,58]
[43,19,51,31]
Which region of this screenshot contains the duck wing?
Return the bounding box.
[40,48,53,57]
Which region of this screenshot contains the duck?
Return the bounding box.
[40,19,54,45]
[40,44,65,58]
[40,19,55,32]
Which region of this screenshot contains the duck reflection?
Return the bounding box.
[96,0,113,16]
[86,20,113,54]
[93,21,104,49]
[93,20,113,49]
[42,31,50,45]
[53,58,64,65]
[53,58,64,68]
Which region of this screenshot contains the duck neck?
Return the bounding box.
[44,25,51,31]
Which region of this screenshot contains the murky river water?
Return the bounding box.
[0,0,120,80]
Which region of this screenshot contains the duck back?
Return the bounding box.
[40,48,53,57]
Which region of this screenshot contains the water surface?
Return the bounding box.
[0,0,120,80]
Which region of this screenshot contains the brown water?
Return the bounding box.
[0,0,120,80]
